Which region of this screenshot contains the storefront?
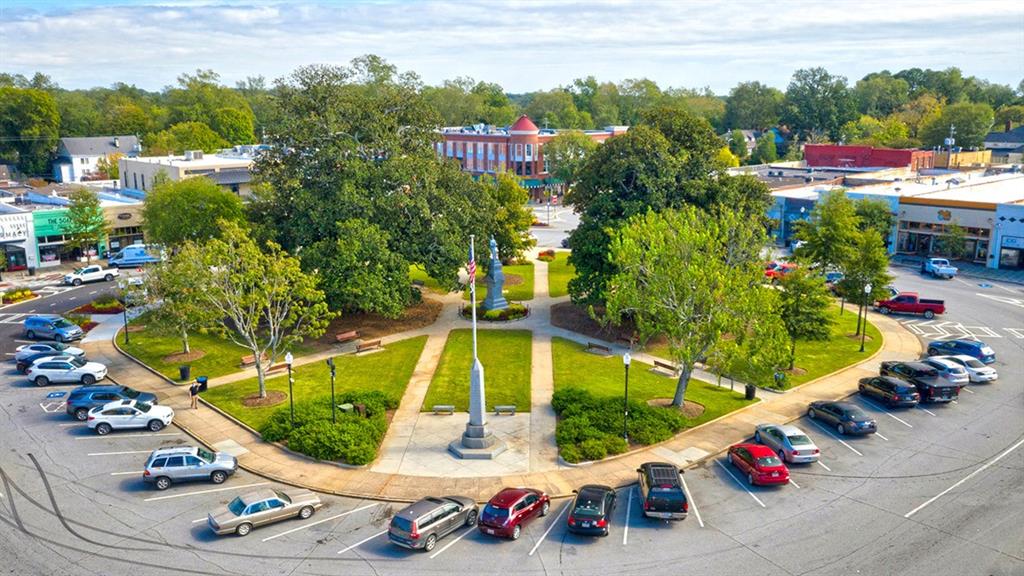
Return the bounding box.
[32,209,106,268]
[994,204,1024,270]
[895,201,993,263]
[0,213,36,271]
[104,205,145,252]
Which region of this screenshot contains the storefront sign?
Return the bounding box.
[32,210,72,237]
[0,215,29,241]
[1002,236,1024,249]
[117,212,133,220]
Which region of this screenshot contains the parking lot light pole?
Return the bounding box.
[623,352,631,442]
[326,357,336,424]
[117,280,129,345]
[285,352,294,426]
[860,284,872,352]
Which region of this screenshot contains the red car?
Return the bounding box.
[765,261,797,281]
[478,487,550,540]
[727,443,790,486]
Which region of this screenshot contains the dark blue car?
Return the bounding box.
[66,385,157,421]
[926,339,995,364]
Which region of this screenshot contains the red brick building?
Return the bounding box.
[804,144,934,170]
[436,115,627,196]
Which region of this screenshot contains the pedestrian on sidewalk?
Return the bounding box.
[189,380,200,409]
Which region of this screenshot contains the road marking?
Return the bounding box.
[58,423,80,427]
[680,475,703,528]
[262,503,377,542]
[89,291,97,295]
[622,486,633,545]
[816,460,832,472]
[428,525,475,559]
[1004,328,1024,339]
[68,296,76,301]
[75,432,181,440]
[337,529,387,555]
[715,460,766,508]
[528,501,571,556]
[860,398,913,428]
[49,303,56,307]
[87,450,152,456]
[965,326,1001,338]
[39,402,66,413]
[191,517,207,524]
[960,387,975,394]
[788,478,801,489]
[14,340,33,344]
[143,482,269,502]
[874,431,889,441]
[905,437,1024,518]
[976,293,1024,309]
[951,400,958,404]
[109,471,141,476]
[807,419,864,456]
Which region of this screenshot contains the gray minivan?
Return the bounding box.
[24,316,84,342]
[388,496,478,552]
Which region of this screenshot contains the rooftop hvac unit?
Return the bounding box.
[184,150,203,161]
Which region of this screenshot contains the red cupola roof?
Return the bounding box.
[509,115,539,133]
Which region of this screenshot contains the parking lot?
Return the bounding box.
[1,268,1021,576]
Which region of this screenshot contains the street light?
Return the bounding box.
[326,357,336,424]
[623,352,631,442]
[117,280,129,345]
[860,283,872,352]
[285,351,294,426]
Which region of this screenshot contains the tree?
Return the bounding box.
[605,206,782,407]
[889,93,943,138]
[146,254,221,354]
[0,87,60,175]
[936,221,968,259]
[524,90,590,128]
[920,102,994,148]
[145,121,229,155]
[65,189,108,262]
[777,268,834,369]
[840,115,913,147]
[142,176,245,247]
[727,129,748,161]
[792,189,859,273]
[166,69,256,140]
[96,152,123,180]
[184,221,333,398]
[853,73,910,117]
[212,107,256,144]
[995,105,1024,130]
[617,78,663,125]
[783,68,858,140]
[55,91,102,136]
[484,171,535,262]
[837,228,893,336]
[717,147,740,168]
[639,105,722,178]
[542,130,599,187]
[854,198,895,246]
[750,132,777,164]
[724,81,784,130]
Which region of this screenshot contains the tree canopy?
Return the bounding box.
[142,176,245,247]
[65,189,107,261]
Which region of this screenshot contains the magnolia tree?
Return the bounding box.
[145,254,220,355]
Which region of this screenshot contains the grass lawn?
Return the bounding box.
[546,251,574,298]
[203,336,428,431]
[422,329,532,412]
[551,337,755,426]
[122,315,249,382]
[785,304,882,388]
[409,264,448,293]
[464,262,534,302]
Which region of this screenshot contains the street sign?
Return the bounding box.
[46,391,66,399]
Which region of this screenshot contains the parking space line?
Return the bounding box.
[143,482,269,502]
[75,432,181,440]
[58,423,80,427]
[191,517,206,524]
[262,503,377,542]
[68,296,76,301]
[109,471,141,476]
[429,526,475,559]
[89,291,97,295]
[951,400,958,404]
[874,432,889,441]
[859,398,913,428]
[528,500,571,556]
[680,476,703,528]
[960,387,974,394]
[807,419,864,456]
[816,460,832,472]
[905,437,1024,518]
[337,529,387,555]
[87,450,152,456]
[788,478,801,489]
[917,406,937,416]
[714,460,766,508]
[622,486,633,545]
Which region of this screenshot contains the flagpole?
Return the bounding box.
[470,235,478,360]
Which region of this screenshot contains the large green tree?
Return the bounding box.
[144,121,229,155]
[724,81,785,130]
[485,172,535,262]
[145,253,221,354]
[793,189,859,273]
[853,72,911,117]
[777,267,834,369]
[783,67,858,140]
[920,102,994,148]
[727,129,748,161]
[854,197,896,246]
[142,176,245,247]
[837,227,893,336]
[166,69,256,143]
[524,90,590,129]
[0,87,60,175]
[750,132,777,164]
[65,189,108,262]
[542,130,599,188]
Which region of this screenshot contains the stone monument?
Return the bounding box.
[482,236,508,311]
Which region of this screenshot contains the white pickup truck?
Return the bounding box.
[64,265,119,286]
[921,258,958,279]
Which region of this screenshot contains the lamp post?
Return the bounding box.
[326,357,336,424]
[860,283,872,352]
[285,352,294,427]
[623,352,631,442]
[117,280,129,345]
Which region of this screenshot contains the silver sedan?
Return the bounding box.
[754,423,820,463]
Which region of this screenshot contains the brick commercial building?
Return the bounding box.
[804,144,934,171]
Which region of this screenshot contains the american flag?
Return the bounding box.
[467,248,477,284]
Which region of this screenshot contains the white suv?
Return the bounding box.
[87,399,174,435]
[938,355,998,383]
[25,355,107,386]
[921,357,970,386]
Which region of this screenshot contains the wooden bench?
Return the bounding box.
[433,404,455,415]
[652,359,678,375]
[616,335,637,347]
[335,330,360,344]
[356,339,383,354]
[586,341,612,355]
[494,405,516,416]
[267,362,288,373]
[240,352,268,367]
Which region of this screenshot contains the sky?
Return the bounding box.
[1,0,1022,93]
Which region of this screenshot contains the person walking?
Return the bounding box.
[189,380,200,410]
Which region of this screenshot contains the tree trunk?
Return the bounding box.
[789,338,797,370]
[840,296,845,314]
[672,364,692,407]
[255,360,266,399]
[855,301,863,335]
[181,327,190,355]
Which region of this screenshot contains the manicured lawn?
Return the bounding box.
[409,264,447,293]
[551,337,755,425]
[464,262,535,302]
[204,336,428,431]
[546,251,574,298]
[422,329,532,412]
[785,304,882,388]
[122,315,249,382]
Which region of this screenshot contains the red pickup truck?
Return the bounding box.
[875,292,945,319]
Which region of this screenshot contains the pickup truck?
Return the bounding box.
[875,292,945,319]
[921,258,958,279]
[879,361,960,403]
[63,265,119,286]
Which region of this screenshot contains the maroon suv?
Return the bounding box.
[478,487,550,540]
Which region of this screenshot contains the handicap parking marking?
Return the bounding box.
[429,525,476,559]
[46,391,67,399]
[528,500,572,556]
[337,529,388,555]
[39,401,66,413]
[262,502,378,542]
[143,481,270,502]
[714,459,766,508]
[858,397,913,428]
[75,432,182,440]
[679,475,704,528]
[806,418,864,457]
[1004,328,1024,339]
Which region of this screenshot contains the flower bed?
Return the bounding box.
[71,294,124,315]
[2,288,37,305]
[536,249,556,262]
[461,302,529,321]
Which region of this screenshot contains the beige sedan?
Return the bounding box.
[208,488,322,536]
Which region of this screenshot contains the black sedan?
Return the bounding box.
[566,485,616,536]
[808,401,877,435]
[858,376,920,407]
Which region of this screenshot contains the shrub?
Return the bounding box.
[63,313,91,328]
[559,444,583,463]
[578,438,608,461]
[464,302,529,322]
[603,435,628,456]
[483,309,503,321]
[537,249,556,262]
[259,397,391,465]
[93,294,121,307]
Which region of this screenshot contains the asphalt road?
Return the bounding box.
[530,204,578,249]
[0,280,120,356]
[0,269,1021,575]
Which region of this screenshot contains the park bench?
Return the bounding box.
[335,330,360,344]
[433,404,455,415]
[494,405,517,416]
[652,359,678,375]
[240,352,268,367]
[356,339,383,354]
[616,335,637,347]
[267,362,288,373]
[585,341,612,355]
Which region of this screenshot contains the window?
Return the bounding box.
[515,144,523,158]
[477,142,483,158]
[141,174,146,189]
[80,157,88,165]
[166,456,185,467]
[446,142,453,156]
[133,173,138,189]
[151,458,167,468]
[185,456,202,466]
[525,144,533,159]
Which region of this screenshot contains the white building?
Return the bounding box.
[52,135,141,183]
[119,146,263,196]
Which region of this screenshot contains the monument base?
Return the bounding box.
[448,438,507,460]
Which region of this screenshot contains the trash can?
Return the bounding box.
[197,376,208,393]
[745,384,756,400]
[179,365,191,381]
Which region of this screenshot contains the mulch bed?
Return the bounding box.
[312,297,443,344]
[845,333,873,342]
[784,367,808,377]
[71,304,125,314]
[126,324,146,333]
[474,274,524,287]
[645,399,706,419]
[80,321,99,333]
[550,302,669,351]
[162,350,207,364]
[241,390,287,408]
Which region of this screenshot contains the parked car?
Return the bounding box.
[66,385,156,421]
[478,487,550,540]
[824,271,844,294]
[940,355,998,383]
[143,446,238,490]
[560,237,571,248]
[208,488,321,537]
[879,361,959,403]
[86,399,173,435]
[727,443,790,486]
[753,424,820,463]
[807,401,877,435]
[921,357,970,387]
[922,257,958,279]
[636,462,688,520]
[389,496,478,551]
[23,315,84,342]
[926,339,996,364]
[566,485,616,536]
[107,244,162,268]
[15,342,85,372]
[63,264,118,286]
[25,355,107,386]
[765,261,797,281]
[858,376,920,407]
[875,292,945,319]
